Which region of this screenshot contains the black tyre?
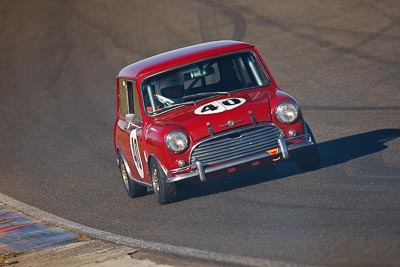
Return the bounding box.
[294,123,320,171]
[118,153,147,198]
[149,158,177,205]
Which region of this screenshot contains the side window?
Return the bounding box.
[118,79,128,117]
[119,79,141,119]
[126,81,134,114]
[129,81,142,120]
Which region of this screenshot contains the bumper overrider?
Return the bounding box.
[166,124,315,183]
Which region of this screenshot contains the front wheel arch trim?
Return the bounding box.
[117,147,152,187]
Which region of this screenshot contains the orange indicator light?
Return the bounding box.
[267,148,279,155]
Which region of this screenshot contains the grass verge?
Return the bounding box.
[0,252,22,262]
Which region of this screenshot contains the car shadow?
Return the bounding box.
[177,128,400,202]
[318,128,400,168]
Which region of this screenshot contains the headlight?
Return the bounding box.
[276,102,299,124]
[165,130,189,153]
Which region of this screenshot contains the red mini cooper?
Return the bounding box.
[114,41,320,204]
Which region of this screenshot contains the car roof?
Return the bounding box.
[118,40,254,79]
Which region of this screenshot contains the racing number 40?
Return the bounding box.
[198,98,244,114]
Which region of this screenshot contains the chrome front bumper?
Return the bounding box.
[166,134,315,183]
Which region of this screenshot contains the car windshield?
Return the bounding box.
[141,52,270,114]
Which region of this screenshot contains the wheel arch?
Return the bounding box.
[117,146,152,187]
[147,154,169,179]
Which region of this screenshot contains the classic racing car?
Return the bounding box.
[114,40,320,204]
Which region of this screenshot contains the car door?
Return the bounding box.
[116,79,148,185]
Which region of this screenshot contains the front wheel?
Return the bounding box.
[118,153,147,198]
[149,158,177,205]
[294,123,320,171]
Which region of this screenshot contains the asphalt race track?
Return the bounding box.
[1,0,399,266]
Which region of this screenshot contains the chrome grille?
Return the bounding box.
[190,124,282,165]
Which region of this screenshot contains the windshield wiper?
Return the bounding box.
[183,91,230,99]
[162,101,196,109]
[151,101,195,114]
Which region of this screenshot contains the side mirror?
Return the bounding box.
[125,113,135,124]
[125,113,141,130]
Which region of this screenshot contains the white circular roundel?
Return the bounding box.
[130,129,144,179]
[194,98,246,115]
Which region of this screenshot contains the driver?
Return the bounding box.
[158,76,185,105]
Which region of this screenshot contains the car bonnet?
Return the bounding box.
[153,89,272,142]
